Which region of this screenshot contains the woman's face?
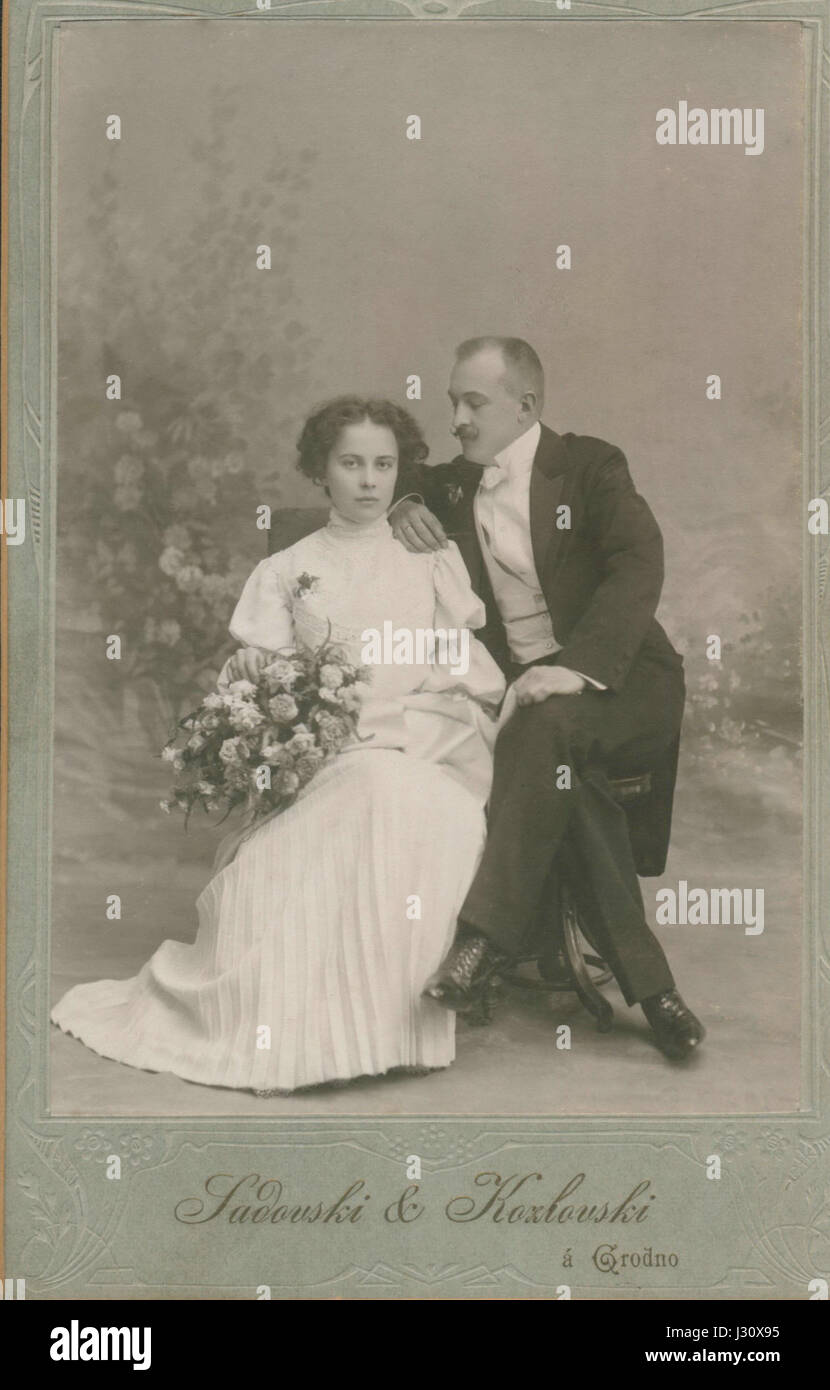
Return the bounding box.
[323,419,399,524]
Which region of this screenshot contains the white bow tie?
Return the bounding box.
[478,461,508,491]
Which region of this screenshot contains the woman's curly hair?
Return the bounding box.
[296,396,429,503]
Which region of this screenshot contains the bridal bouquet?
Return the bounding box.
[160,638,371,827]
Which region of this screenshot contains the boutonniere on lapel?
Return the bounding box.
[437,460,483,512]
[293,572,320,601]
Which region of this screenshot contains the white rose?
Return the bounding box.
[320,663,344,690]
[230,706,265,733]
[263,658,301,689]
[286,729,316,753]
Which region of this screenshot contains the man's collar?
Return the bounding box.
[448,422,570,480]
[492,420,542,477]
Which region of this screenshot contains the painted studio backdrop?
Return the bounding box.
[51,19,804,1115]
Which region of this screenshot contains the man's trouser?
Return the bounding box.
[460,653,684,1006]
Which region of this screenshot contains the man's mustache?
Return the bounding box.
[452,427,478,441]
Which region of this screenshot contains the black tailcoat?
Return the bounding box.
[421,424,683,692]
[419,425,685,881]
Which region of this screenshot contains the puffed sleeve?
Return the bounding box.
[422,543,506,708]
[432,541,488,631]
[216,556,294,690]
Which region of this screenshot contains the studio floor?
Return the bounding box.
[48,786,803,1119]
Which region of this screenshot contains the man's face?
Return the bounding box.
[447,347,533,464]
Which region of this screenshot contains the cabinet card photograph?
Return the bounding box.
[3,1,827,1303]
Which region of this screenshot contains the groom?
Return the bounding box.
[390,336,704,1060]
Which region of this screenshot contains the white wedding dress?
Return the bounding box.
[51,509,506,1092]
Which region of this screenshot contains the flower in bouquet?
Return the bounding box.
[319,663,344,690]
[274,768,301,798]
[314,709,351,752]
[161,633,370,830]
[219,736,246,765]
[268,693,299,723]
[263,657,302,690]
[285,724,316,754]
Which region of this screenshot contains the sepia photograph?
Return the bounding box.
[43,17,807,1120]
[6,0,830,1311]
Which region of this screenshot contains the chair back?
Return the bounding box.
[266,507,329,555]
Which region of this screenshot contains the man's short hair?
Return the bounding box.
[455,336,545,410]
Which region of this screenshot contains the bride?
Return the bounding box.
[51,396,506,1094]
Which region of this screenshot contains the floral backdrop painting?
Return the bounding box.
[50,20,805,1113]
[60,92,323,734]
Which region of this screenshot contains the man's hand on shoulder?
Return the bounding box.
[513,665,586,705]
[389,498,448,553]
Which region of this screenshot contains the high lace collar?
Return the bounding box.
[325,506,393,541]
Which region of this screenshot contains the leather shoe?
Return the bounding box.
[423,929,510,1013]
[641,989,705,1060]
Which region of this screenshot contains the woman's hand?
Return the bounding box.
[227,647,270,684]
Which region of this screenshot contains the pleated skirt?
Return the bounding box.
[50,748,487,1092]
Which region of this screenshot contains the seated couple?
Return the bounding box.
[51,336,704,1095]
